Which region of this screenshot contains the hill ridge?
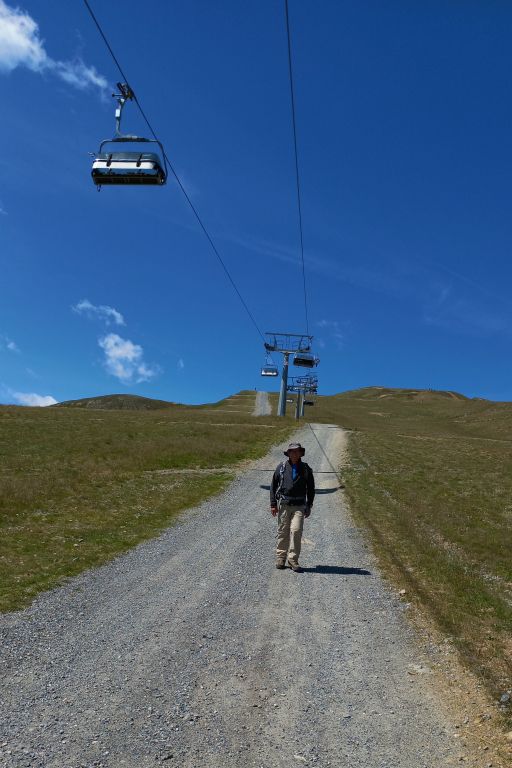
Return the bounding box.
[337,386,479,402]
[54,394,176,411]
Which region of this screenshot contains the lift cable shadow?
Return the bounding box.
[259,484,341,493]
[250,469,339,474]
[300,565,371,576]
[307,423,343,479]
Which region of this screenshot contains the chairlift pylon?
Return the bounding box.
[91,83,167,188]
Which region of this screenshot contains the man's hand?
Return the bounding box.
[304,504,312,518]
[271,505,278,517]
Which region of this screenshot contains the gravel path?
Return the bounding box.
[0,424,466,768]
[253,391,272,416]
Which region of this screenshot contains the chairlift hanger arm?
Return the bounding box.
[98,137,166,153]
[264,332,313,354]
[114,82,134,137]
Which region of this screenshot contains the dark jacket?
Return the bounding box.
[270,459,315,507]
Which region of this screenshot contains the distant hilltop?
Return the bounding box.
[338,386,475,402]
[54,394,176,411]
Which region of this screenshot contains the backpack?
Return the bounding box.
[276,460,311,501]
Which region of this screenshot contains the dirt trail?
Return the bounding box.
[253,390,272,416]
[0,424,468,768]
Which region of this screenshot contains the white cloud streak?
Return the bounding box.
[227,232,408,301]
[13,391,57,406]
[73,299,125,327]
[0,0,108,94]
[177,358,185,370]
[0,333,19,352]
[98,333,159,384]
[49,59,107,91]
[231,231,512,340]
[316,319,344,349]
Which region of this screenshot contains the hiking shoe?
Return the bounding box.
[276,560,286,570]
[288,560,302,572]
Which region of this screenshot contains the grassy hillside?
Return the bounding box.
[309,387,511,722]
[0,390,294,612]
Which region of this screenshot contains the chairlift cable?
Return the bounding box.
[82,0,266,344]
[83,0,130,85]
[284,0,309,337]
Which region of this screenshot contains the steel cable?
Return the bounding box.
[284,0,310,336]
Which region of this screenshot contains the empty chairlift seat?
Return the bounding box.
[90,83,167,189]
[261,365,279,377]
[293,352,318,368]
[92,150,166,186]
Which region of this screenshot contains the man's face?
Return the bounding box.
[288,449,301,463]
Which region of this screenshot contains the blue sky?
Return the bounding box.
[2,0,512,405]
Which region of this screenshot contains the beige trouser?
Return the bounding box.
[276,501,305,563]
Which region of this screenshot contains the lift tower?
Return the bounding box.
[264,333,315,417]
[288,375,318,419]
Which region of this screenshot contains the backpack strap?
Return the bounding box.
[276,460,287,500]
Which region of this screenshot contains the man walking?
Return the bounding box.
[270,442,315,572]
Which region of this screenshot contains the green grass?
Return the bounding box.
[308,387,512,714]
[0,391,294,612]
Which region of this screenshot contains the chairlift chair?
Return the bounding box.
[261,350,278,377]
[91,83,167,188]
[92,149,166,185]
[293,352,319,368]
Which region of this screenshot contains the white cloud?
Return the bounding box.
[13,391,57,407]
[316,319,344,349]
[317,319,345,332]
[0,0,45,71]
[0,206,7,215]
[49,59,107,91]
[73,299,125,326]
[98,333,159,384]
[177,358,185,370]
[0,0,108,94]
[0,333,19,352]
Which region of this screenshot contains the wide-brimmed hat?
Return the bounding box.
[284,442,305,457]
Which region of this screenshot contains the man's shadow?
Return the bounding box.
[259,485,342,493]
[300,565,371,575]
[315,487,343,494]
